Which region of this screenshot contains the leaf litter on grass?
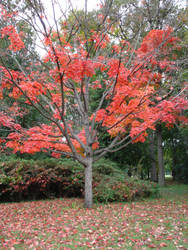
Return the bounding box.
[0,185,187,249]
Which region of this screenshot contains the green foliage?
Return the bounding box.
[0,157,159,203]
[93,174,159,203]
[0,158,84,201]
[103,141,151,179]
[163,126,188,183]
[93,158,123,175]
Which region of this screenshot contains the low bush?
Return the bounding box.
[0,157,159,202]
[92,158,159,203]
[0,158,84,201]
[93,175,159,203]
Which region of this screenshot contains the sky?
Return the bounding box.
[42,0,101,19]
[36,0,187,55]
[39,0,101,30]
[35,0,100,55]
[69,0,101,11]
[62,0,187,10]
[41,0,187,21]
[41,0,187,19]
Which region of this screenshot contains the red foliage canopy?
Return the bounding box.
[0,6,187,159]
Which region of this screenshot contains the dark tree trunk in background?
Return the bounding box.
[149,132,158,182]
[172,146,177,181]
[157,125,165,186]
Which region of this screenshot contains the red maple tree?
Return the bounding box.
[0,2,187,207]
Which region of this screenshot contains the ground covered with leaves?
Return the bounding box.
[0,183,187,249]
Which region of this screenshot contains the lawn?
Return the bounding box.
[0,183,187,249]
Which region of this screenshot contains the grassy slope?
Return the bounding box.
[0,182,187,249]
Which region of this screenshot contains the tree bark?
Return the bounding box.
[84,158,93,208]
[172,146,177,181]
[149,132,158,182]
[157,125,165,186]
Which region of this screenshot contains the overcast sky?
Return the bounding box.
[41,0,187,17]
[42,0,100,18]
[36,0,187,55]
[70,0,101,10]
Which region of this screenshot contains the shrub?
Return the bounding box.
[0,157,159,202]
[93,158,123,176]
[0,158,84,201]
[93,174,159,203]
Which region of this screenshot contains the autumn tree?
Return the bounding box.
[0,0,187,207]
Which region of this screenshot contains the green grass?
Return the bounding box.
[0,182,187,249]
[160,184,188,199]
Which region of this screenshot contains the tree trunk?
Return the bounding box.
[84,158,93,208]
[149,132,158,182]
[157,125,165,186]
[172,146,177,181]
